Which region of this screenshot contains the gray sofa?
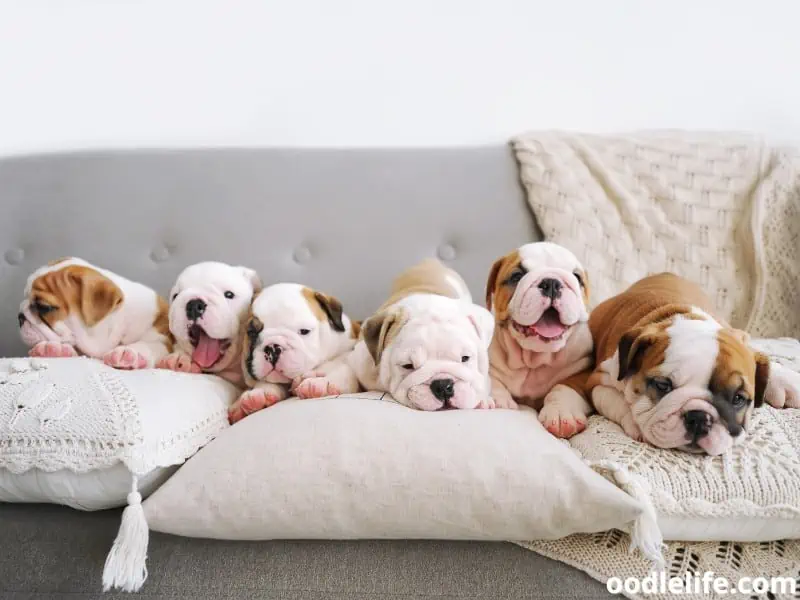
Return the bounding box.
[0,148,611,599]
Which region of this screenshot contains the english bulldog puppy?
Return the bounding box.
[307,258,495,410]
[487,242,594,434]
[586,273,800,456]
[156,261,261,386]
[18,257,171,368]
[227,283,360,423]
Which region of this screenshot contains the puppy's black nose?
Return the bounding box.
[185,299,207,321]
[430,378,455,402]
[538,278,562,299]
[264,344,282,367]
[17,313,25,328]
[684,410,712,439]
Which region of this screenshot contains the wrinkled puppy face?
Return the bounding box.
[168,262,261,372]
[19,259,123,352]
[617,311,769,456]
[363,296,494,410]
[243,284,351,385]
[486,242,589,353]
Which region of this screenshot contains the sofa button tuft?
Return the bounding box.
[5,248,24,265]
[437,244,456,261]
[150,246,171,263]
[293,246,312,264]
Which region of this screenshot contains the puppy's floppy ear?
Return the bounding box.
[617,327,654,381]
[362,308,407,364]
[313,292,346,333]
[577,268,590,305]
[237,266,263,294]
[485,257,504,311]
[68,268,124,327]
[464,304,495,348]
[754,352,770,408]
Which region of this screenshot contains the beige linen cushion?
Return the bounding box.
[143,393,646,542]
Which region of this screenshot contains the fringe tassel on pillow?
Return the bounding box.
[587,459,665,569]
[102,475,149,592]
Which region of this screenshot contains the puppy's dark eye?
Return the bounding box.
[574,271,584,287]
[224,291,235,299]
[299,329,311,336]
[732,392,749,408]
[648,377,673,395]
[171,293,178,301]
[506,268,526,286]
[33,302,55,315]
[402,363,414,371]
[461,355,470,363]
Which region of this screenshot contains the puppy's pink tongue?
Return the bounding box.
[193,333,222,369]
[532,310,566,339]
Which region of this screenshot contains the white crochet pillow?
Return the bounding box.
[0,357,237,592]
[569,338,800,543]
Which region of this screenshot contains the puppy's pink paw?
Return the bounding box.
[103,346,149,370]
[29,341,78,359]
[294,377,340,399]
[477,396,497,409]
[538,404,587,439]
[156,353,201,374]
[228,388,282,424]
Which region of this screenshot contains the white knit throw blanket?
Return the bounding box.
[512,131,800,337]
[511,132,800,598]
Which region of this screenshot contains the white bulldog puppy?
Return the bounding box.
[18,257,171,369]
[306,259,495,411]
[156,261,261,386]
[487,242,594,435]
[227,283,360,423]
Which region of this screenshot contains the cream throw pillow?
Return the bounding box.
[144,394,648,544]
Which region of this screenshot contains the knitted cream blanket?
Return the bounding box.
[511,132,800,598]
[512,131,800,337]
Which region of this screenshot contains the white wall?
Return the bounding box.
[0,0,798,156]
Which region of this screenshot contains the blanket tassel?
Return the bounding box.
[588,459,665,569]
[102,475,149,592]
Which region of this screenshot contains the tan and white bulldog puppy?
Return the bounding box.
[156,261,261,386]
[487,242,593,434]
[18,257,171,368]
[227,283,360,423]
[315,258,495,411]
[586,273,800,456]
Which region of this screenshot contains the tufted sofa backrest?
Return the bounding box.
[0,148,540,357]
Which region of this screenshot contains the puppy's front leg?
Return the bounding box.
[293,356,360,399]
[104,333,171,370]
[156,348,202,374]
[489,376,518,409]
[764,362,800,409]
[228,382,288,424]
[591,384,642,441]
[538,371,593,438]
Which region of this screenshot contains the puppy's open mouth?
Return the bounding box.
[513,307,568,341]
[189,324,231,369]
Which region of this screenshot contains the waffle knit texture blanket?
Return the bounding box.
[512,131,800,337]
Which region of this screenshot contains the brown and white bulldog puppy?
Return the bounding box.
[487,242,594,435]
[586,273,800,456]
[156,261,261,386]
[18,257,171,368]
[227,283,360,423]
